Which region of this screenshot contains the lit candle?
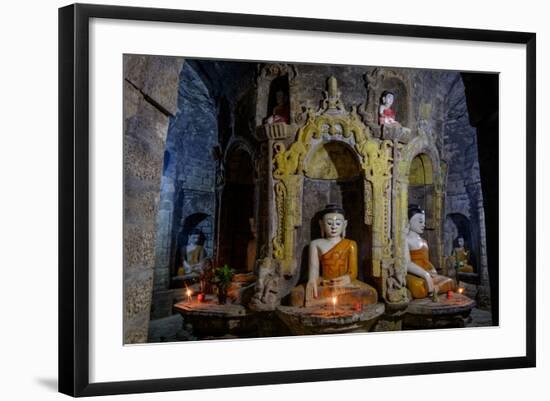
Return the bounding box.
[458,287,464,295]
[332,295,337,315]
[186,288,192,302]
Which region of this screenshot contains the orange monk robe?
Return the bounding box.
[320,238,357,280]
[406,244,454,299]
[290,239,377,307]
[453,248,474,273]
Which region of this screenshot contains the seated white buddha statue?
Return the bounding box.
[290,204,378,307]
[405,205,455,299]
[177,228,207,277]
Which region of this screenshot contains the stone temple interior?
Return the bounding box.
[123,55,498,344]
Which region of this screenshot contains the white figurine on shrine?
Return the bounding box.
[378,91,397,126]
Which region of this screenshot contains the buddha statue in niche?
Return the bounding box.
[405,205,455,299]
[290,204,378,307]
[177,228,208,277]
[265,90,290,124]
[378,91,398,126]
[452,236,474,273]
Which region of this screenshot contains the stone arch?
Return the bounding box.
[395,133,444,270]
[304,139,362,180]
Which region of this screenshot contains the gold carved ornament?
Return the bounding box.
[271,96,395,279]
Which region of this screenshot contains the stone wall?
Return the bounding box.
[149,60,258,320]
[123,55,184,344]
[442,75,490,309]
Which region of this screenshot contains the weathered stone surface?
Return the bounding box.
[148,314,184,343]
[124,223,156,271]
[442,75,490,310]
[466,307,492,327]
[123,55,184,344]
[173,297,258,338]
[124,55,184,116]
[276,302,385,335]
[404,292,476,329]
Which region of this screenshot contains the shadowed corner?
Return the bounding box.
[36,377,58,392]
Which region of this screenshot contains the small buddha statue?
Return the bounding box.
[290,204,377,307]
[378,91,398,126]
[265,90,290,124]
[452,236,474,273]
[177,228,207,277]
[405,205,455,299]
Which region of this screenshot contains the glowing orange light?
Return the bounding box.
[458,287,464,294]
[186,287,192,302]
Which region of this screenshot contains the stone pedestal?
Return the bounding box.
[404,292,475,329]
[373,301,408,332]
[173,297,256,339]
[276,302,385,335]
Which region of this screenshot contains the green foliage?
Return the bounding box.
[213,264,234,289]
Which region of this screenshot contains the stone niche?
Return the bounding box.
[217,145,256,273]
[407,152,442,271]
[362,68,413,135]
[295,141,371,283]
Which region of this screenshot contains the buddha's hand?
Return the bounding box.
[324,275,351,287]
[306,280,318,300]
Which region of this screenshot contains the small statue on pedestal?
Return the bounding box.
[378,91,398,126]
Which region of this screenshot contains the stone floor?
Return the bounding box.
[465,307,493,327]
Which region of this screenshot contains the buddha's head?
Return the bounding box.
[457,236,465,248]
[188,228,205,246]
[319,204,347,239]
[275,90,286,106]
[381,91,395,107]
[408,204,425,234]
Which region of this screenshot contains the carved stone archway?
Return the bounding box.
[271,76,394,288]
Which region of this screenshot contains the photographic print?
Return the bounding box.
[123,55,499,344]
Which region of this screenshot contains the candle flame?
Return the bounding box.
[458,287,464,294]
[332,296,337,305]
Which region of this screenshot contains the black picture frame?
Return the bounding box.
[58,3,536,397]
